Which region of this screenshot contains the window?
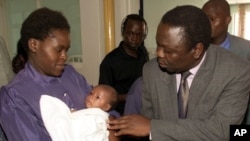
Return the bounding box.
[229,4,250,40]
[2,0,82,57]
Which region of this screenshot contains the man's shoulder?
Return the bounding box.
[144,58,157,66]
[143,58,160,73]
[228,34,250,61]
[101,47,127,65]
[208,44,250,68]
[105,47,123,58]
[229,34,250,46]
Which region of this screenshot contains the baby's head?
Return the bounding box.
[85,84,118,112]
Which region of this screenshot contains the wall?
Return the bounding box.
[0,1,8,51]
[143,0,207,59]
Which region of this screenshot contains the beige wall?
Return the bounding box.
[0,0,11,56]
[144,0,207,59]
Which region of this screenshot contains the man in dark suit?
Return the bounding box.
[202,0,250,124]
[108,5,250,141]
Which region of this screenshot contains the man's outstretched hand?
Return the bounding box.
[108,114,151,137]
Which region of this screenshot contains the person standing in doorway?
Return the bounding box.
[99,14,149,115]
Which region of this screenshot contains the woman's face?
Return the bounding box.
[29,29,70,77]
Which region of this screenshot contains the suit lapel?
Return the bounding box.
[187,45,216,117]
[158,71,179,119]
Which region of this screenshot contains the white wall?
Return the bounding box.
[79,0,104,86]
[144,0,207,59]
[228,0,250,4]
[0,0,11,56]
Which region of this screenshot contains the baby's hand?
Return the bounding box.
[70,108,76,112]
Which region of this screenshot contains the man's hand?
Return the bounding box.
[108,114,150,137]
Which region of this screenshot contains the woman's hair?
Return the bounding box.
[12,7,70,73]
[12,39,28,73]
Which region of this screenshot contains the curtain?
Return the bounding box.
[230,3,250,40]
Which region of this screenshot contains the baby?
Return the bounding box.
[40,84,118,141]
[83,84,117,112]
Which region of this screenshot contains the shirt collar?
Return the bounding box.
[176,52,206,80]
[189,52,207,77]
[25,62,59,84]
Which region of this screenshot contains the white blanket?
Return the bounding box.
[40,95,109,141]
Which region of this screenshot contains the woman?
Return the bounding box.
[0,7,118,141]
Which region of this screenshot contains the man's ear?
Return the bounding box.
[193,43,204,59]
[28,38,39,53]
[226,16,232,25]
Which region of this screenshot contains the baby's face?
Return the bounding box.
[85,86,111,111]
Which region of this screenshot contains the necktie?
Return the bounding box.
[178,71,191,118]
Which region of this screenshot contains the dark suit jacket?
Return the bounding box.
[142,44,250,141]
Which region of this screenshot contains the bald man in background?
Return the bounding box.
[202,0,250,124]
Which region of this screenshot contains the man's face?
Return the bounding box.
[202,4,230,41]
[156,23,196,73]
[30,29,70,77]
[122,19,146,50]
